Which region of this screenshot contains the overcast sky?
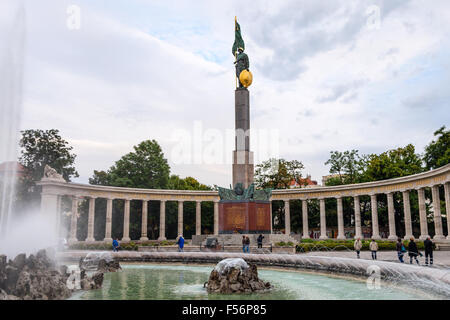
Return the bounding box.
[1,0,449,187]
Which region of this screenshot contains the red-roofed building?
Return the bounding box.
[289,174,318,189]
[0,161,26,179]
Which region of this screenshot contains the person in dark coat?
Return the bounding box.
[424,236,433,266]
[408,237,419,265]
[396,238,405,263]
[257,234,264,248]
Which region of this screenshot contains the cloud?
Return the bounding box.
[1,0,448,188]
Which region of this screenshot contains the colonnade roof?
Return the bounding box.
[37,164,450,201]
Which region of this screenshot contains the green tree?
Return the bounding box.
[255,158,304,189]
[324,150,369,185]
[19,129,79,183]
[423,126,450,170]
[89,140,170,189]
[364,144,423,181]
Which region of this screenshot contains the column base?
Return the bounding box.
[302,235,311,240]
[103,238,113,243]
[388,235,398,240]
[371,235,382,240]
[158,237,167,241]
[68,238,78,245]
[319,235,328,240]
[354,235,364,239]
[86,238,95,242]
[403,235,414,240]
[140,237,149,241]
[121,237,131,242]
[419,235,430,240]
[433,235,446,240]
[336,235,346,240]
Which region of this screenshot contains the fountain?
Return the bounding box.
[0,3,25,238]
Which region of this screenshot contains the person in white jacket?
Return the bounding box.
[354,238,363,259]
[370,239,379,260]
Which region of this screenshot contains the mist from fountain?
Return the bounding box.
[0,3,25,239]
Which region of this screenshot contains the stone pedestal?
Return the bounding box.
[219,201,271,234]
[233,89,254,189]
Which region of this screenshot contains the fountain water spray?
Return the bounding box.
[0,3,26,238]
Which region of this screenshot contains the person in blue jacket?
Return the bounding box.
[112,238,120,252]
[177,235,185,252]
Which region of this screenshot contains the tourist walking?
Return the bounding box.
[408,237,419,265]
[396,238,405,263]
[354,237,362,259]
[257,234,264,249]
[370,239,378,260]
[112,238,120,252]
[177,235,185,252]
[242,235,247,253]
[244,236,250,253]
[424,236,433,266]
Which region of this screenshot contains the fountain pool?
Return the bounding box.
[69,263,442,300]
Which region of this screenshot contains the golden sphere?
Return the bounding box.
[239,69,253,88]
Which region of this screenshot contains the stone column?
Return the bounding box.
[319,198,328,239]
[196,201,202,236]
[370,194,381,239]
[284,199,291,235]
[302,200,310,239]
[40,191,59,237]
[122,199,131,242]
[69,196,79,243]
[140,200,149,241]
[158,200,166,241]
[177,201,184,236]
[431,185,445,240]
[402,190,413,240]
[336,197,345,239]
[213,200,219,235]
[56,195,62,238]
[270,201,273,234]
[417,188,429,240]
[104,198,113,242]
[444,182,450,240]
[86,197,96,242]
[386,192,397,240]
[353,196,362,239]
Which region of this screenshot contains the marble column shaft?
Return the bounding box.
[158,200,166,241]
[69,197,79,243]
[213,201,219,235]
[353,196,362,239]
[386,192,397,240]
[140,200,149,241]
[178,201,184,236]
[336,197,345,240]
[104,198,113,242]
[86,197,96,242]
[122,199,131,242]
[444,183,450,240]
[370,194,381,239]
[302,200,310,239]
[432,185,445,240]
[319,198,328,239]
[417,188,429,240]
[402,191,413,239]
[196,201,201,236]
[284,200,291,235]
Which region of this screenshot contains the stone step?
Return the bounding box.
[436,244,450,251]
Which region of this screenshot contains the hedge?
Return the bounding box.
[68,240,177,251]
[295,239,431,253]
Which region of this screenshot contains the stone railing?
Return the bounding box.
[38,164,450,243]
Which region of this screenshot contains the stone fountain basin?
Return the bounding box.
[57,251,450,292]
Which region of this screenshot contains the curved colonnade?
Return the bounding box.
[38,164,450,243]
